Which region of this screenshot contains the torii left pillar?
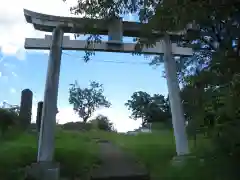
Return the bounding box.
[27,26,63,180]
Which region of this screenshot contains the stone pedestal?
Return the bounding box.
[171,155,198,167]
[25,162,59,180]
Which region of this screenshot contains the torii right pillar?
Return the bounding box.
[163,34,189,156]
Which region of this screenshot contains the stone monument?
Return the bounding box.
[19,89,33,129]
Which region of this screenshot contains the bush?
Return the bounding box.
[90,115,113,131]
[208,120,240,179]
[0,108,19,137]
[61,122,93,131]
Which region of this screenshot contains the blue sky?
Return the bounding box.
[0,50,168,132]
[0,0,169,132]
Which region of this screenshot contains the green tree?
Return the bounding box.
[90,114,113,131]
[125,91,171,126]
[69,81,111,123]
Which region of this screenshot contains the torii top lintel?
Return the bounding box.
[24,9,185,40]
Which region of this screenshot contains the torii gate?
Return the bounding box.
[23,9,193,163]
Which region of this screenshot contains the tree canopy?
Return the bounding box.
[69,81,111,123]
[64,1,240,178]
[90,114,114,131]
[125,91,171,126]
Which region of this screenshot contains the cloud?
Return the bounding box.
[94,107,141,132]
[0,56,18,79]
[0,0,135,60]
[0,0,77,59]
[11,72,18,77]
[31,104,38,122]
[56,107,79,124]
[30,105,140,132]
[10,88,16,94]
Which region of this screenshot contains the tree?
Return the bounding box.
[69,81,111,123]
[90,114,113,131]
[125,91,171,126]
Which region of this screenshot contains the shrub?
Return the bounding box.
[0,108,19,137]
[61,122,93,131]
[90,115,113,131]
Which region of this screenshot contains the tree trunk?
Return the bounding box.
[83,117,88,123]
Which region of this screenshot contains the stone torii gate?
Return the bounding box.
[23,9,193,163]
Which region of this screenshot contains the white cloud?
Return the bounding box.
[31,104,38,122]
[30,105,141,132]
[11,72,18,77]
[54,106,141,132]
[0,0,77,59]
[0,56,18,79]
[94,107,141,132]
[0,0,135,60]
[10,88,16,94]
[56,107,79,124]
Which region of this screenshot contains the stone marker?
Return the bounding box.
[19,89,33,129]
[25,162,59,180]
[36,101,43,133]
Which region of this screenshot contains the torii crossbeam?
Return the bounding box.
[25,35,193,56]
[23,9,192,174]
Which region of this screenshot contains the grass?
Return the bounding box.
[0,130,100,180]
[86,129,216,180]
[0,128,227,180]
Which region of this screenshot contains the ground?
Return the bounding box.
[0,128,212,180]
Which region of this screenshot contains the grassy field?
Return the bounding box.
[0,130,100,179]
[0,129,215,180]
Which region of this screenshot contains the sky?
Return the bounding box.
[0,0,169,132]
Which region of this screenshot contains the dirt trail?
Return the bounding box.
[90,139,150,180]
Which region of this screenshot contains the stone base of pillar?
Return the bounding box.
[170,155,196,167]
[25,161,59,180]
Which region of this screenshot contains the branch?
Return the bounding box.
[200,36,217,51]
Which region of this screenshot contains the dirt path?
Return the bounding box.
[90,139,150,180]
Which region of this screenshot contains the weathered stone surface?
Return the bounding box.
[19,89,33,129]
[25,162,59,180]
[36,101,43,132]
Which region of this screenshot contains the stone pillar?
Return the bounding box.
[36,101,58,133]
[163,34,189,156]
[25,162,59,180]
[108,17,123,43]
[36,101,43,133]
[37,26,64,162]
[19,89,33,129]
